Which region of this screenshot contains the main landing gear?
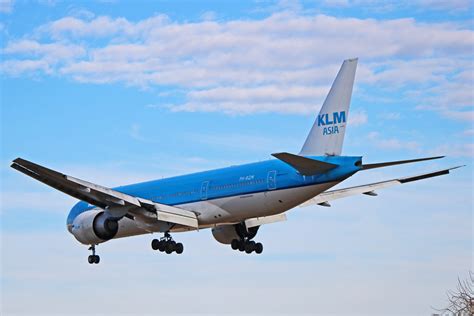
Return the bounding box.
[231,239,263,254]
[231,224,263,255]
[151,232,184,255]
[88,245,100,264]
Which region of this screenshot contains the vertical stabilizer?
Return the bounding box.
[299,58,358,156]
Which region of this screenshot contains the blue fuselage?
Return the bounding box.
[67,156,362,225]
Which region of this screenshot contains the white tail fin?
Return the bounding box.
[299,58,358,156]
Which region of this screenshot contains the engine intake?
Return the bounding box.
[71,209,119,245]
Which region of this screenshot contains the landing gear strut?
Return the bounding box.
[151,232,184,255]
[88,245,100,264]
[230,224,263,255]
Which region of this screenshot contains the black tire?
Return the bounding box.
[165,242,174,254]
[88,255,94,264]
[238,240,246,252]
[255,243,263,254]
[94,255,100,264]
[231,239,239,250]
[151,239,160,250]
[175,243,184,254]
[245,243,254,254]
[158,240,166,252]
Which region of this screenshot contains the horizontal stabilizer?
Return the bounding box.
[361,156,444,170]
[300,165,463,207]
[272,152,338,176]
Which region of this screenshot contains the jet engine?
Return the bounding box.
[71,209,119,245]
[212,224,259,244]
[212,225,240,244]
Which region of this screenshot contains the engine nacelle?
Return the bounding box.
[212,225,240,244]
[71,209,119,245]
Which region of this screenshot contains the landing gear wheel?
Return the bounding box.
[175,243,184,254]
[88,245,100,264]
[151,239,160,250]
[165,241,175,254]
[245,243,254,254]
[158,240,166,252]
[254,242,263,254]
[231,239,239,250]
[238,241,246,252]
[154,232,184,255]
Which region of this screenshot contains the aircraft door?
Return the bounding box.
[200,181,209,200]
[267,170,277,190]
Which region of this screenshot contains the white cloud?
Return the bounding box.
[463,129,474,136]
[1,40,86,76]
[4,40,85,60]
[349,110,368,126]
[1,12,473,117]
[378,112,401,120]
[170,85,329,114]
[326,0,473,13]
[430,143,474,158]
[0,191,75,214]
[323,0,350,7]
[441,110,474,122]
[37,0,57,7]
[1,59,52,75]
[67,8,95,20]
[418,0,473,12]
[0,0,14,13]
[367,131,422,152]
[200,11,217,21]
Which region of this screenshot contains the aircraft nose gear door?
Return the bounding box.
[200,181,209,200]
[267,170,277,190]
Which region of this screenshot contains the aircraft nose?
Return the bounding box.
[67,224,73,234]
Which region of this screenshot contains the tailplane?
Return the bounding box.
[300,58,358,156]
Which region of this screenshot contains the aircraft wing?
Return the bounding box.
[300,166,463,207]
[10,158,198,228]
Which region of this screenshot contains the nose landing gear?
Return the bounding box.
[87,245,100,264]
[151,232,184,255]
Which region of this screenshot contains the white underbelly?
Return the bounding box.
[111,181,341,239]
[179,181,340,225]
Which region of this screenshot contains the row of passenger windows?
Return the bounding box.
[210,179,265,191]
[153,190,196,200]
[152,179,266,200]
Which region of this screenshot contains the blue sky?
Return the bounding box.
[1,0,473,315]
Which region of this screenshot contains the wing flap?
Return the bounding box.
[301,166,462,207]
[245,213,287,228]
[66,175,140,207]
[137,198,198,228]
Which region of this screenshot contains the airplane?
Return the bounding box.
[11,58,462,264]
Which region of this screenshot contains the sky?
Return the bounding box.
[0,0,473,315]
